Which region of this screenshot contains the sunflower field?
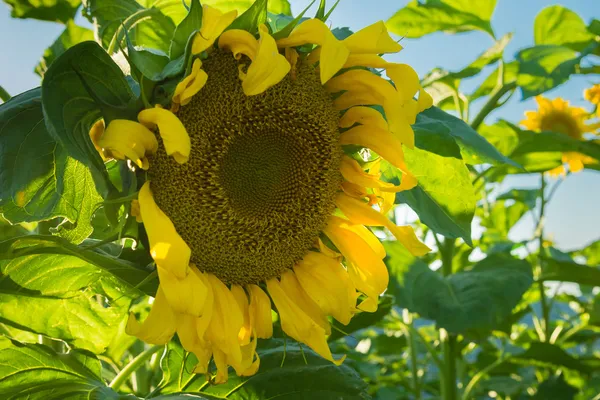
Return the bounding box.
[1,0,600,399]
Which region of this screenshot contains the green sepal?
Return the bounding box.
[271,1,315,40]
[227,0,268,33]
[169,0,203,59]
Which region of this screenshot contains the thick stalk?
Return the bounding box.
[0,85,10,103]
[469,82,517,130]
[536,175,551,341]
[440,238,457,400]
[403,309,421,400]
[109,345,163,391]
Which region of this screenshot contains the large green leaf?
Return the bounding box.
[0,89,102,244]
[386,0,496,39]
[516,44,596,99]
[82,0,176,54]
[386,243,533,333]
[389,146,476,245]
[0,235,157,296]
[533,375,578,400]
[476,121,519,157]
[512,342,592,373]
[0,340,123,399]
[511,127,600,164]
[534,6,595,52]
[35,21,94,77]
[154,340,368,398]
[41,41,137,199]
[543,256,600,287]
[3,0,80,23]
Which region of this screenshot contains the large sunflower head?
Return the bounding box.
[96,3,432,383]
[520,95,598,176]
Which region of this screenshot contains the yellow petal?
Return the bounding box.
[138,182,191,279]
[130,199,143,223]
[126,287,176,344]
[276,18,348,83]
[231,285,251,344]
[343,224,386,260]
[195,271,215,341]
[192,5,238,54]
[294,251,355,325]
[89,119,108,160]
[248,284,273,339]
[340,156,394,190]
[335,193,431,256]
[343,21,402,54]
[212,348,230,384]
[138,107,191,164]
[340,125,408,171]
[417,88,434,112]
[157,266,209,316]
[177,313,203,352]
[205,274,243,369]
[386,63,420,103]
[339,106,388,130]
[172,59,208,106]
[267,276,345,365]
[279,270,330,334]
[238,335,260,377]
[343,54,390,69]
[219,29,258,60]
[98,120,158,169]
[242,25,291,96]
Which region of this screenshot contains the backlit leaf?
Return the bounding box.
[3,0,80,24]
[534,6,595,52]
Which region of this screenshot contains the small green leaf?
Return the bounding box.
[125,31,171,81]
[227,0,268,33]
[390,146,476,245]
[534,6,595,52]
[4,0,80,24]
[386,244,533,333]
[0,340,124,399]
[169,0,203,59]
[35,21,94,77]
[386,0,497,39]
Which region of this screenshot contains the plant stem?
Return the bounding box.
[403,309,421,400]
[536,175,551,342]
[440,238,457,400]
[461,356,507,400]
[469,82,517,130]
[0,85,11,103]
[109,345,163,391]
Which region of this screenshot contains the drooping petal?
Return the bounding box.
[192,5,238,54]
[231,285,251,344]
[340,125,408,171]
[238,335,260,377]
[267,275,345,365]
[343,224,386,259]
[126,287,176,344]
[172,58,208,106]
[343,54,390,69]
[294,251,355,325]
[248,284,273,339]
[276,18,349,83]
[157,265,209,316]
[342,21,402,54]
[324,216,389,312]
[279,270,330,334]
[138,182,191,279]
[219,29,258,59]
[386,63,420,103]
[89,119,108,160]
[212,348,230,384]
[138,107,191,164]
[335,193,431,256]
[339,106,388,130]
[417,88,434,112]
[98,120,158,169]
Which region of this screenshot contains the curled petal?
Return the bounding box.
[126,287,176,344]
[340,125,408,171]
[335,193,431,256]
[417,88,434,112]
[279,271,330,334]
[267,274,345,365]
[98,120,158,169]
[138,182,191,279]
[231,285,251,344]
[173,59,208,106]
[138,107,191,164]
[219,29,258,59]
[339,106,388,130]
[158,266,210,317]
[343,21,402,54]
[386,63,420,103]
[343,54,390,69]
[192,5,238,54]
[248,284,273,339]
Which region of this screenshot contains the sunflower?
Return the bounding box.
[584,84,600,116]
[521,95,598,176]
[95,4,432,383]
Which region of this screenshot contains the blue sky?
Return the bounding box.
[1,0,599,251]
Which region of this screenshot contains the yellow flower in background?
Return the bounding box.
[584,84,600,116]
[521,95,598,176]
[97,5,432,384]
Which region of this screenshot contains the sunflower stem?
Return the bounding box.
[402,309,421,400]
[440,237,457,400]
[109,345,163,391]
[469,81,517,130]
[536,174,551,342]
[0,85,10,103]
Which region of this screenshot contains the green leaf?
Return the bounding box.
[227,0,267,33]
[82,0,176,54]
[41,41,138,198]
[543,256,600,287]
[329,295,393,341]
[477,121,519,157]
[496,188,540,209]
[125,31,171,81]
[386,244,533,333]
[470,61,518,102]
[202,0,292,16]
[589,18,600,36]
[389,147,476,245]
[512,342,592,373]
[0,340,124,399]
[516,44,595,99]
[0,289,128,354]
[533,375,578,400]
[386,0,497,39]
[270,1,314,40]
[534,6,595,52]
[3,0,80,23]
[416,106,519,167]
[169,0,203,59]
[0,89,102,243]
[155,340,368,398]
[480,200,528,240]
[0,235,157,296]
[35,21,94,77]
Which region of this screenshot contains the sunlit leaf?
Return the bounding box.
[534,6,595,52]
[201,0,292,16]
[512,342,593,373]
[3,0,80,23]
